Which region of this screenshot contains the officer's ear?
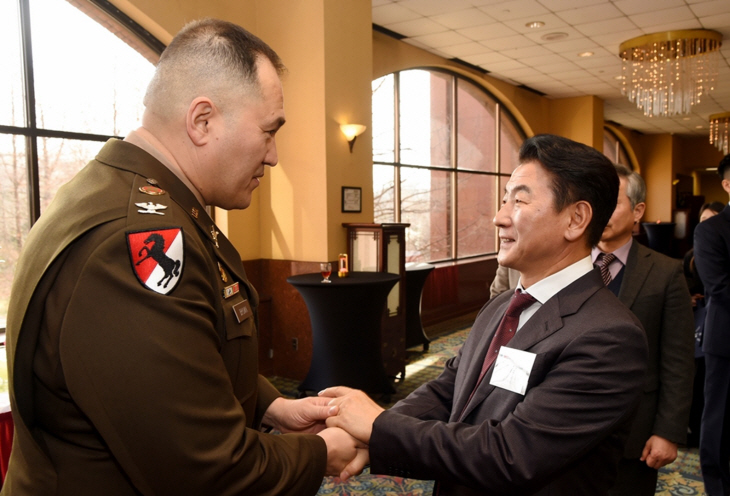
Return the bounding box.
[186,97,215,146]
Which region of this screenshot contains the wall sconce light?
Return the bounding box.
[340,124,367,153]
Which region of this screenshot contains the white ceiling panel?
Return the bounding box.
[479,34,538,50]
[431,8,498,29]
[554,3,625,24]
[384,18,447,37]
[613,0,687,16]
[372,3,421,25]
[630,6,697,29]
[398,0,474,17]
[459,22,520,41]
[413,31,474,48]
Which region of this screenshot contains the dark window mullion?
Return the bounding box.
[450,75,458,260]
[19,0,41,224]
[394,72,401,223]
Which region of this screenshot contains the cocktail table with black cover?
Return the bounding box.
[287,271,400,395]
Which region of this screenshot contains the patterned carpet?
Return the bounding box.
[269,327,707,495]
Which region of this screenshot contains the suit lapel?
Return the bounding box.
[457,271,603,421]
[617,241,652,309]
[451,295,509,420]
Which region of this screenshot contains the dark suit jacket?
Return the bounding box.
[694,204,730,358]
[615,241,695,457]
[2,140,326,495]
[369,270,648,496]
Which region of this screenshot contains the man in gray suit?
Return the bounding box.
[322,134,648,496]
[593,165,694,495]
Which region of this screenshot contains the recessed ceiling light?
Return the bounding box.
[614,75,623,80]
[578,51,594,57]
[696,125,704,129]
[683,117,691,121]
[541,32,568,42]
[526,21,545,29]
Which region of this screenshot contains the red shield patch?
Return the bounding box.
[127,228,184,294]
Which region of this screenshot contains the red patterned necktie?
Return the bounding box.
[596,252,616,286]
[479,289,537,378]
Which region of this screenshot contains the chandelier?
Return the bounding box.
[710,112,730,155]
[619,30,722,117]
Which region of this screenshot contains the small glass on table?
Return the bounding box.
[320,262,332,283]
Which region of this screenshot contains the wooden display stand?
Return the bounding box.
[343,223,409,379]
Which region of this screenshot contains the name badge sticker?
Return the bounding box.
[489,347,537,395]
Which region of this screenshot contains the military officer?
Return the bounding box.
[3,18,363,496]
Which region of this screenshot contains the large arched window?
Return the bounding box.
[372,69,526,263]
[0,0,162,328]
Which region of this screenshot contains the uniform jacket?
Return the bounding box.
[369,270,648,496]
[2,139,326,495]
[694,204,730,358]
[615,241,694,457]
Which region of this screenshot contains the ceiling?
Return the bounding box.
[372,0,730,138]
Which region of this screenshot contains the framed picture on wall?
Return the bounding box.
[342,186,362,213]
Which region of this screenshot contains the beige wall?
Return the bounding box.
[640,135,675,223]
[548,96,604,149]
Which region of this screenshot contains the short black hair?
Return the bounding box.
[518,134,619,247]
[718,154,730,180]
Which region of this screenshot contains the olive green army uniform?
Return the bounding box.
[2,139,326,495]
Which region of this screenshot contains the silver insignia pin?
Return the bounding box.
[135,202,167,215]
[211,226,220,248]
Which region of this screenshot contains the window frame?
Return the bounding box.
[1,0,163,224]
[0,0,163,331]
[372,68,526,264]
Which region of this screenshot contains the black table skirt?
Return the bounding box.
[287,272,400,394]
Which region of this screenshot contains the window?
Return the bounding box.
[0,0,162,328]
[372,69,526,263]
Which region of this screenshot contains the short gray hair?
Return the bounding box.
[144,18,285,119]
[614,164,645,209]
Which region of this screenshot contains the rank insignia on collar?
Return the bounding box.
[218,262,228,283]
[191,207,199,218]
[211,225,220,248]
[127,228,184,294]
[136,202,167,215]
[139,185,165,196]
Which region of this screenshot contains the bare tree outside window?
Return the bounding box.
[372,69,526,264]
[0,0,158,328]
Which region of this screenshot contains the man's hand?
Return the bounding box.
[319,386,384,444]
[262,396,333,434]
[640,435,678,469]
[691,293,704,308]
[317,427,369,479]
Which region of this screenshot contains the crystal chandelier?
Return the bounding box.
[619,30,722,117]
[710,112,730,155]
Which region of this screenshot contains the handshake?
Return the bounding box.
[265,386,385,480]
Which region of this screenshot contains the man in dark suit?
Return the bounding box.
[593,165,694,495]
[3,19,359,495]
[694,153,730,496]
[322,134,648,495]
